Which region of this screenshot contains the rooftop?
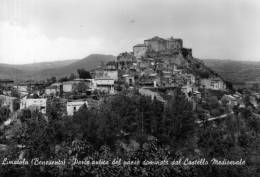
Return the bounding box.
[144,36,166,42]
[133,44,147,47]
[144,36,183,42]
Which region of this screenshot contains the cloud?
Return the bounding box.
[0,21,106,64]
[0,0,260,63]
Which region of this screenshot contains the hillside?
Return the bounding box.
[0,54,116,81]
[0,59,79,72]
[30,54,116,80]
[0,65,26,81]
[0,59,79,81]
[203,59,260,83]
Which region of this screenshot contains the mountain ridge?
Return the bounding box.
[0,54,116,81]
[0,59,79,72]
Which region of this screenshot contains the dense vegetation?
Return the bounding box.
[0,89,259,177]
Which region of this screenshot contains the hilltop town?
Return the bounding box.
[0,36,259,118]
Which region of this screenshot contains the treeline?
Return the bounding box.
[45,68,92,85]
[0,89,259,177]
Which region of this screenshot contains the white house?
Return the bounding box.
[13,84,28,96]
[45,85,59,96]
[20,97,47,114]
[123,74,135,86]
[95,69,118,81]
[93,78,115,94]
[66,100,88,116]
[62,81,80,93]
[133,44,148,58]
[46,82,62,95]
[184,73,196,85]
[211,78,226,90]
[200,78,226,91]
[221,94,237,107]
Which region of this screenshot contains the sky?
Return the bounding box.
[0,0,260,64]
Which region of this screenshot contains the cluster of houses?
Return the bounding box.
[115,36,226,101]
[221,92,259,110]
[0,36,230,117]
[0,79,94,116]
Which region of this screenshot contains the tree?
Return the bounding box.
[46,98,65,120]
[58,76,69,82]
[0,106,10,124]
[76,82,88,93]
[252,83,259,92]
[13,99,20,111]
[77,69,92,79]
[69,73,76,80]
[197,70,210,78]
[46,76,57,84]
[1,90,259,177]
[162,88,196,147]
[10,88,20,98]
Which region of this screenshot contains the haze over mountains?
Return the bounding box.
[0,54,116,81]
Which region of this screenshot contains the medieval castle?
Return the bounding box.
[133,36,192,58]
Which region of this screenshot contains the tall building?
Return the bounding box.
[133,36,185,58]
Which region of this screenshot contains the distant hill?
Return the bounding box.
[1,59,79,72]
[0,65,26,80]
[203,59,260,83]
[0,59,79,80]
[0,54,116,81]
[31,54,116,80]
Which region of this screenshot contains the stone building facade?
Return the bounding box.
[133,44,148,58]
[200,78,226,91]
[133,36,187,58]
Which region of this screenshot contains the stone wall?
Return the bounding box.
[133,45,147,58]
